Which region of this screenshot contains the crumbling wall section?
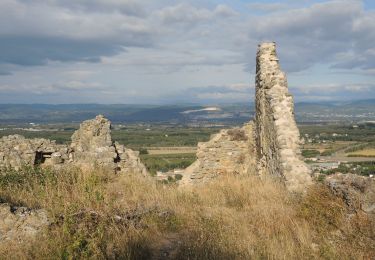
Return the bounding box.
[179,123,255,186]
[0,115,148,176]
[255,42,312,192]
[0,135,69,170]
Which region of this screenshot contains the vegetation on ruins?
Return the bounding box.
[227,128,248,141]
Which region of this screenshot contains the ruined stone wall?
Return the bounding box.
[255,42,312,192]
[179,123,255,186]
[0,135,69,170]
[70,115,118,170]
[0,115,148,176]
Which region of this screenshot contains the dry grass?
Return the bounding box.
[227,128,248,141]
[0,167,374,259]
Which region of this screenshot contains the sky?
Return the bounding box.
[0,0,374,104]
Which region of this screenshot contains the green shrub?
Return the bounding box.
[302,149,320,158]
[139,148,149,155]
[321,150,334,156]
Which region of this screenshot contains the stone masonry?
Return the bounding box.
[179,123,255,186]
[255,42,312,192]
[0,135,69,170]
[70,115,118,170]
[180,43,312,192]
[0,115,147,176]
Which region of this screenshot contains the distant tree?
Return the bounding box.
[139,148,148,155]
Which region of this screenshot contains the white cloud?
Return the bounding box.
[155,3,237,26]
[247,2,289,12]
[0,1,150,39]
[0,0,375,103]
[63,70,95,80]
[0,81,107,94]
[214,4,238,17]
[290,83,375,101]
[101,47,242,73]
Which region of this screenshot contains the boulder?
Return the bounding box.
[0,203,49,243]
[325,173,375,214]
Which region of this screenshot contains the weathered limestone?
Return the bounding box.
[0,135,68,170]
[179,123,255,186]
[255,42,312,192]
[325,173,375,214]
[70,115,118,170]
[0,115,147,176]
[180,43,312,191]
[115,142,148,176]
[0,203,49,242]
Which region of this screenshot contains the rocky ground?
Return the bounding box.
[0,203,49,243]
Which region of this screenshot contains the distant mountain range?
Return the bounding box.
[1,99,375,124]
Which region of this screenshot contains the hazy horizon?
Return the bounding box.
[1,98,375,106]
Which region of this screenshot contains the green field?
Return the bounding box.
[140,153,196,176]
[112,126,219,150]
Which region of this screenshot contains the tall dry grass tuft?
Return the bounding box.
[0,167,374,259]
[168,175,314,259]
[0,167,157,259]
[298,184,375,259]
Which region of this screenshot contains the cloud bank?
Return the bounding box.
[0,0,374,103]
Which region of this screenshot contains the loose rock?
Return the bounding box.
[325,173,375,214]
[0,203,49,242]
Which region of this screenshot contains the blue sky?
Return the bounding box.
[0,0,374,104]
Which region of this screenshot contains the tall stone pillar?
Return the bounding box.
[255,42,312,192]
